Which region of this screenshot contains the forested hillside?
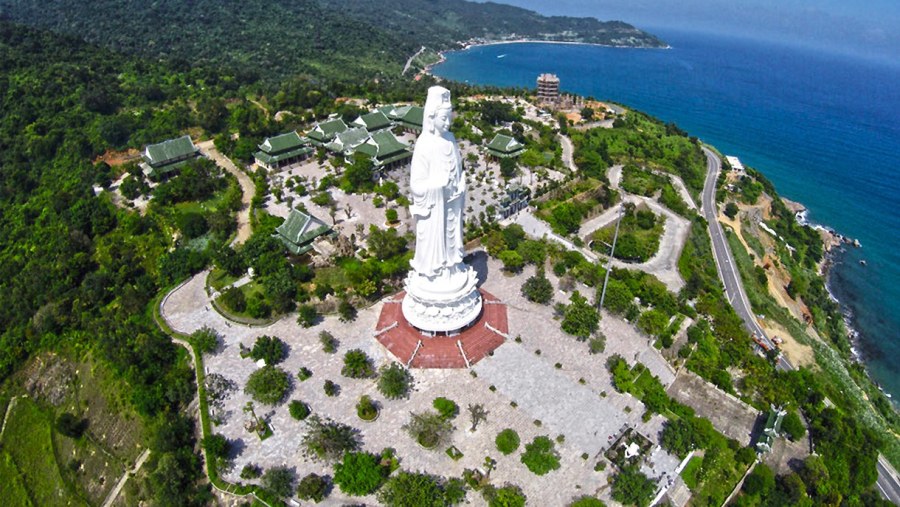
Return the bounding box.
[0,0,663,82]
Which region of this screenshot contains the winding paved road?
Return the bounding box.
[197,140,255,246]
[700,147,791,371]
[701,147,900,503]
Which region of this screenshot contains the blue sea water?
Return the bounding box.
[433,29,900,399]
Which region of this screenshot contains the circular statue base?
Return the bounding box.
[401,266,482,333]
[375,289,508,368]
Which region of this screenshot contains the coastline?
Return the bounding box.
[422,37,671,77]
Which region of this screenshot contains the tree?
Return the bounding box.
[219,286,246,313]
[296,473,330,503]
[338,299,357,322]
[250,335,286,365]
[522,273,553,304]
[781,410,806,441]
[485,484,526,507]
[319,331,338,353]
[637,309,669,337]
[301,416,361,462]
[724,202,739,219]
[378,363,413,399]
[377,471,459,507]
[611,465,655,507]
[385,207,399,224]
[404,410,454,449]
[500,157,518,180]
[56,412,87,438]
[333,451,388,495]
[468,403,488,431]
[495,429,520,455]
[498,250,524,272]
[660,418,697,458]
[367,225,408,260]
[244,366,290,405]
[342,349,375,378]
[743,463,775,497]
[262,466,296,498]
[561,291,600,340]
[342,152,375,193]
[580,107,595,122]
[569,496,606,507]
[356,395,378,420]
[520,436,561,475]
[191,326,221,354]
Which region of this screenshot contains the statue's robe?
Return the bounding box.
[409,131,466,278]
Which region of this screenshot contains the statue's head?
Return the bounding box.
[423,86,452,135]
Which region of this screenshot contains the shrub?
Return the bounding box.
[569,495,606,507]
[356,395,378,421]
[296,473,330,503]
[240,463,262,479]
[433,397,459,419]
[499,250,525,272]
[385,208,399,224]
[324,380,340,397]
[561,291,600,340]
[297,304,319,327]
[244,366,290,405]
[378,471,457,506]
[485,484,527,507]
[611,465,655,507]
[297,367,312,381]
[520,436,561,475]
[338,300,357,322]
[589,335,606,354]
[319,331,338,353]
[404,411,454,449]
[495,429,521,455]
[342,349,375,378]
[378,363,413,399]
[289,400,311,420]
[724,202,739,219]
[333,451,387,495]
[250,335,286,365]
[521,274,553,304]
[192,326,221,354]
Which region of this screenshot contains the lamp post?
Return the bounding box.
[598,206,625,311]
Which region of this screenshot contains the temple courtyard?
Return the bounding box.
[162,255,688,506]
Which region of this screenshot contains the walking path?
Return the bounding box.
[402,46,426,75]
[197,140,255,246]
[100,449,151,507]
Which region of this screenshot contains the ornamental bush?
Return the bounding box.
[342,349,375,378]
[301,416,361,462]
[333,451,388,495]
[378,363,413,399]
[296,473,330,503]
[520,436,561,475]
[495,429,521,455]
[433,397,459,419]
[244,366,290,405]
[289,400,310,420]
[521,273,553,304]
[250,335,286,365]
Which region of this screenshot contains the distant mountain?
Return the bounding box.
[0,0,664,82]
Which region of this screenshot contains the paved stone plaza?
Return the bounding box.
[162,256,685,506]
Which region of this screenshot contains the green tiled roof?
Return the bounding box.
[143,135,198,166]
[389,105,424,129]
[377,105,396,116]
[325,127,369,154]
[259,131,306,154]
[307,118,349,143]
[274,209,331,255]
[353,130,411,167]
[486,134,525,157]
[352,110,392,132]
[255,146,313,165]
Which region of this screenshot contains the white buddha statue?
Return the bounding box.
[402,86,482,333]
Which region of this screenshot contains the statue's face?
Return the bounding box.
[434,106,451,134]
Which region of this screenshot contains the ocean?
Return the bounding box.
[432,29,900,400]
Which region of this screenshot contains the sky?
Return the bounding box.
[477,0,900,63]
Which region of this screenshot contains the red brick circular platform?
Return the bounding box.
[374,289,509,368]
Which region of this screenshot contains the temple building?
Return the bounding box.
[536,73,560,104]
[486,134,525,159]
[274,208,333,256]
[388,105,425,134]
[353,130,413,173]
[324,126,370,156]
[140,135,200,179]
[497,183,531,219]
[755,405,787,454]
[351,110,393,133]
[307,117,349,146]
[254,131,313,171]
